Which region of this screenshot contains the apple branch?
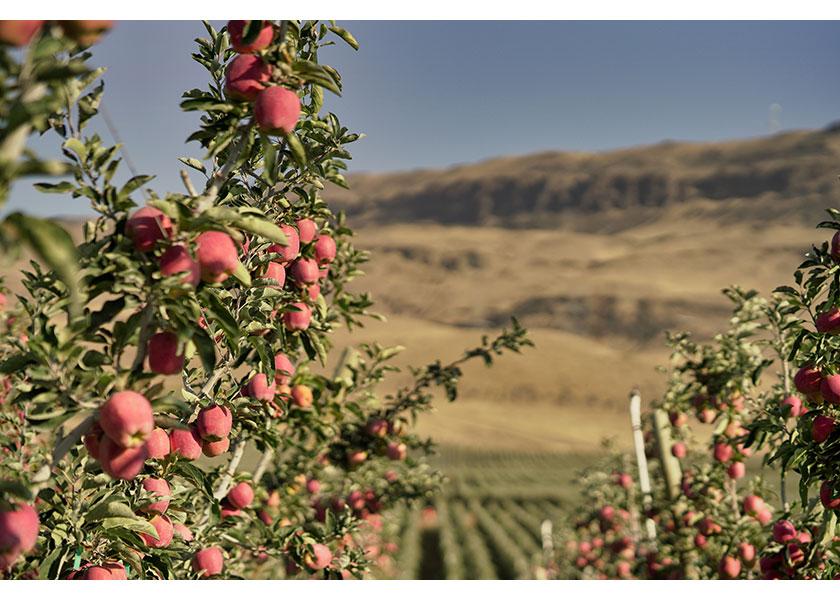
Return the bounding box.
[213,441,245,499]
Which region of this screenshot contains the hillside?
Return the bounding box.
[331,126,840,231]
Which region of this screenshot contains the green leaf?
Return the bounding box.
[292,60,341,95]
[193,328,217,375]
[285,131,307,166]
[4,213,81,314]
[101,516,158,537]
[33,181,75,194]
[230,261,252,287]
[328,25,359,50]
[233,216,288,244]
[119,175,155,198]
[178,157,207,174]
[62,138,87,163]
[86,500,135,522]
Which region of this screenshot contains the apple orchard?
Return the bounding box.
[0,20,532,579]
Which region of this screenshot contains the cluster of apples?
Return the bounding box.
[758,519,822,579]
[222,20,301,136]
[0,20,112,48]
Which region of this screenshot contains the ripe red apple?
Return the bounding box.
[220,499,241,519]
[719,555,741,579]
[693,533,707,549]
[291,384,313,409]
[780,395,803,418]
[159,244,200,288]
[306,479,321,494]
[173,523,193,542]
[738,542,756,564]
[227,482,254,509]
[244,373,276,401]
[84,562,127,580]
[126,206,173,252]
[713,442,733,463]
[366,419,389,438]
[147,331,184,375]
[820,481,840,510]
[273,352,295,385]
[254,87,301,136]
[306,283,321,301]
[283,302,312,331]
[227,20,274,53]
[290,258,320,284]
[264,261,286,288]
[59,20,113,45]
[671,442,686,458]
[196,404,232,441]
[347,450,368,467]
[697,517,721,536]
[197,231,240,283]
[727,461,745,480]
[141,514,173,548]
[615,472,633,489]
[145,427,170,460]
[297,218,317,243]
[756,508,773,526]
[813,415,836,443]
[822,374,840,405]
[669,411,688,427]
[386,442,407,461]
[816,308,840,333]
[772,519,797,543]
[224,54,271,101]
[743,495,764,515]
[99,390,154,448]
[0,503,39,570]
[697,407,716,423]
[202,437,230,457]
[787,543,805,565]
[267,225,300,264]
[169,426,202,461]
[794,365,823,398]
[99,437,148,480]
[140,477,171,514]
[832,230,840,260]
[314,235,337,264]
[192,546,224,578]
[304,543,332,570]
[0,21,43,46]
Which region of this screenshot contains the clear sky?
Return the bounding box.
[11,20,840,216]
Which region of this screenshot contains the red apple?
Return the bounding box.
[0,504,39,570]
[713,442,733,463]
[169,426,202,461]
[314,235,336,264]
[227,482,254,509]
[0,21,43,46]
[727,461,745,479]
[99,437,147,480]
[227,20,273,54]
[147,331,184,375]
[283,302,312,331]
[145,427,171,460]
[196,404,232,441]
[794,365,823,398]
[196,231,240,283]
[126,206,173,252]
[822,374,840,405]
[267,225,300,264]
[192,546,223,578]
[671,442,686,458]
[140,478,171,514]
[718,555,741,579]
[813,415,836,443]
[820,481,840,510]
[244,373,276,401]
[140,514,173,548]
[83,562,127,580]
[264,261,286,288]
[99,391,154,448]
[738,542,756,564]
[297,219,317,243]
[273,352,295,385]
[254,87,301,136]
[290,258,320,285]
[816,308,840,333]
[780,395,803,418]
[304,543,332,570]
[772,519,797,543]
[224,54,271,101]
[159,244,200,288]
[386,442,407,461]
[202,437,230,457]
[290,384,313,409]
[59,20,113,45]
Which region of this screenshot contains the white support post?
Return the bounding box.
[629,389,657,543]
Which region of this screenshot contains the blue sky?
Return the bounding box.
[12,20,840,216]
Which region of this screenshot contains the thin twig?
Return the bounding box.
[214,441,245,499]
[130,304,155,373]
[180,169,198,197]
[253,448,274,483]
